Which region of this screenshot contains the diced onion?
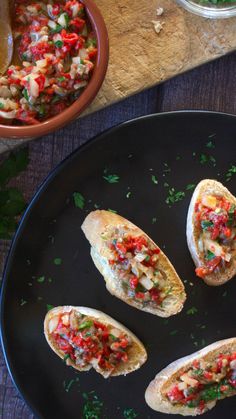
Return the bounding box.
[48,20,57,29]
[48,316,59,333]
[180,374,199,387]
[58,13,67,28]
[139,275,154,290]
[178,382,187,390]
[110,328,121,338]
[61,314,70,326]
[134,253,146,262]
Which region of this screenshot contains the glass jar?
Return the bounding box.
[176,0,236,18]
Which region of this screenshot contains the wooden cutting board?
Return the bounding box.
[1,0,236,152]
[87,0,236,115]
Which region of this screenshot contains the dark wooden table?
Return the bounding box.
[1,51,236,418]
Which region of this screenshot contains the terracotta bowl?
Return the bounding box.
[0,0,109,140]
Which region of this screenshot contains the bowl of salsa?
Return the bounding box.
[0,0,109,139]
[176,0,236,18]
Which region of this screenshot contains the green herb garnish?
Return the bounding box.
[54,40,63,48]
[201,220,214,230]
[206,250,215,261]
[186,184,196,191]
[82,391,103,419]
[20,299,27,306]
[126,191,131,198]
[170,330,178,336]
[63,354,70,362]
[151,175,158,184]
[46,304,54,312]
[166,188,185,206]
[86,38,97,48]
[50,24,63,34]
[227,204,236,226]
[123,408,138,418]
[199,153,216,166]
[103,174,120,183]
[163,163,171,173]
[187,306,198,315]
[54,258,62,265]
[0,148,29,239]
[206,140,215,149]
[79,320,93,330]
[22,88,29,101]
[225,165,236,182]
[73,192,85,209]
[37,276,45,283]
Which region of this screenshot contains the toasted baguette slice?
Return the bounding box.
[145,337,236,416]
[186,179,236,286]
[44,305,147,378]
[81,210,186,317]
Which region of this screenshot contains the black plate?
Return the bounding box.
[1,111,236,419]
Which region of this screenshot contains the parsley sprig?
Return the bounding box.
[82,391,103,419]
[225,164,236,182]
[0,148,29,239]
[166,188,185,206]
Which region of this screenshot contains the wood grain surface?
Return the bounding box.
[1,0,236,153]
[1,51,236,418]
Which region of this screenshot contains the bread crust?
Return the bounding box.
[44,305,147,377]
[145,337,236,416]
[186,179,236,286]
[81,210,186,317]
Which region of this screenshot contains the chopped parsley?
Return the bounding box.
[54,258,62,265]
[50,24,63,34]
[20,299,27,306]
[0,102,4,109]
[206,250,215,261]
[206,140,215,149]
[151,175,158,184]
[0,148,29,239]
[103,173,120,183]
[199,153,216,166]
[152,217,157,224]
[108,208,117,213]
[46,304,54,312]
[79,320,93,330]
[82,391,103,419]
[22,88,29,101]
[228,204,236,226]
[63,354,70,362]
[225,164,236,182]
[163,163,171,173]
[73,192,85,209]
[63,379,75,393]
[170,330,178,336]
[37,276,45,283]
[123,408,138,418]
[54,40,63,48]
[222,290,227,297]
[166,188,185,206]
[201,220,213,230]
[186,184,196,191]
[126,191,131,198]
[187,306,198,315]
